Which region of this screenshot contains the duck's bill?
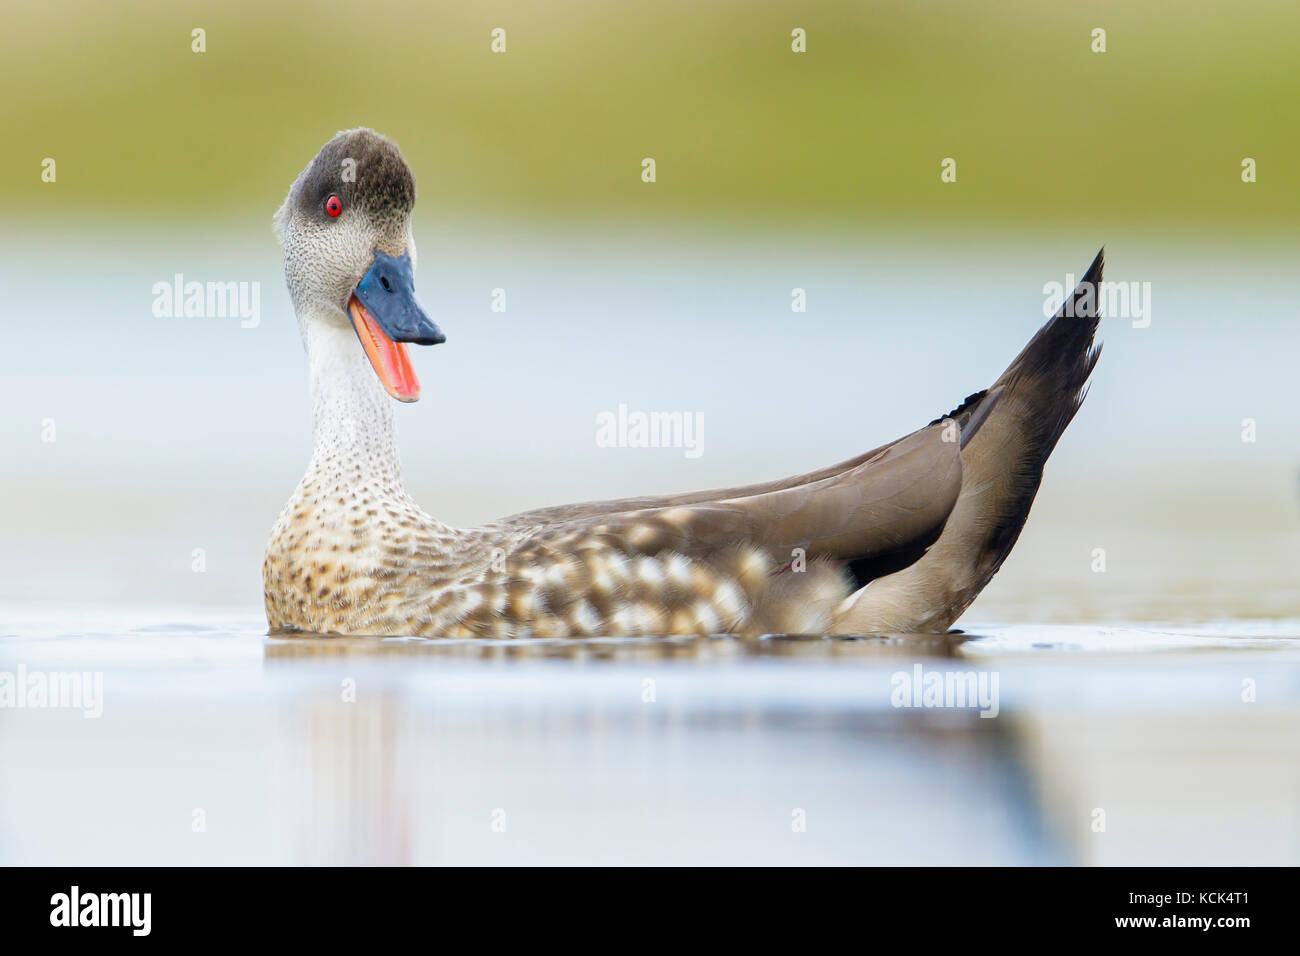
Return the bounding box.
[349,250,445,403]
[348,296,423,402]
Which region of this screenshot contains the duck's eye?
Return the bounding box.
[325,195,343,218]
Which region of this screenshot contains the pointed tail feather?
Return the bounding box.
[833,248,1104,633]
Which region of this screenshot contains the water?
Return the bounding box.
[2,608,1296,865]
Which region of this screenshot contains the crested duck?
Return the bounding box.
[264,128,1103,638]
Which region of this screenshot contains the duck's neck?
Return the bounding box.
[303,313,405,490]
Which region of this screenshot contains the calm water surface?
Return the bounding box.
[1,608,1297,865]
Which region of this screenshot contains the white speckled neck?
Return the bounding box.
[303,308,404,489]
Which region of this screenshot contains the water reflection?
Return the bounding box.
[259,668,1044,865]
[274,690,414,866]
[264,630,969,663]
[2,612,1297,864]
[256,629,1044,864]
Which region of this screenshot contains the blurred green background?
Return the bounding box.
[5,0,1296,233]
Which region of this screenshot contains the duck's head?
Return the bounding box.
[274,128,443,402]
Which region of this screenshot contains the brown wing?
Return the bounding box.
[499,439,902,530]
[506,422,964,569]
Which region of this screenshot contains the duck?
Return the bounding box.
[264,128,1103,638]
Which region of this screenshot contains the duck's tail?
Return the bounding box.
[832,248,1104,633]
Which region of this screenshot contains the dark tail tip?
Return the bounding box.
[1084,246,1105,285]
[992,249,1105,439]
[1065,246,1106,320]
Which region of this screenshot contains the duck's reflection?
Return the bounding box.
[272,685,413,865]
[261,629,986,865]
[264,630,968,663]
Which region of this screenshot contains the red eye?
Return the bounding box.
[326,195,343,218]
